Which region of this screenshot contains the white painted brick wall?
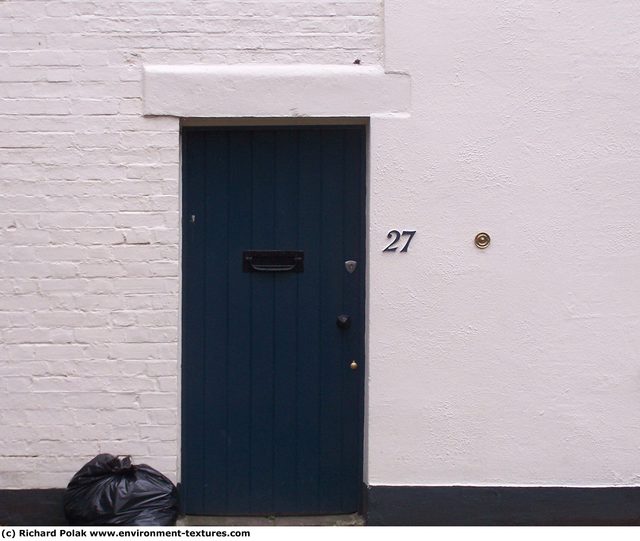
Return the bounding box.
[0,0,382,489]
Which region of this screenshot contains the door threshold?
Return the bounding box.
[177,513,364,526]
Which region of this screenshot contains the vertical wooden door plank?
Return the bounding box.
[296,129,323,511]
[341,127,366,511]
[225,130,254,513]
[272,129,300,512]
[181,130,208,514]
[249,130,277,512]
[202,131,230,511]
[318,129,346,512]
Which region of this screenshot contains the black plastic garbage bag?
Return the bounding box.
[64,454,179,526]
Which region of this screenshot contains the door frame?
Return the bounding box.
[178,119,370,514]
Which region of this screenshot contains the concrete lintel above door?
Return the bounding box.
[143,64,410,118]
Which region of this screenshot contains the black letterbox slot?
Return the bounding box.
[243,250,304,273]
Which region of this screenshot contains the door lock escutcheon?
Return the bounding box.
[345,260,357,273]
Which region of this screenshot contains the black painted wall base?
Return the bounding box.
[4,486,640,526]
[0,489,67,526]
[366,486,640,525]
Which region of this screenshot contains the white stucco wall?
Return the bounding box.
[2,0,639,493]
[367,1,640,486]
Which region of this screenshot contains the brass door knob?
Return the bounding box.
[350,360,358,370]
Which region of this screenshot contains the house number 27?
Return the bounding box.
[383,230,416,253]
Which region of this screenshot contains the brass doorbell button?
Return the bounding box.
[474,232,491,249]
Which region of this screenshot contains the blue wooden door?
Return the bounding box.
[181,126,366,515]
